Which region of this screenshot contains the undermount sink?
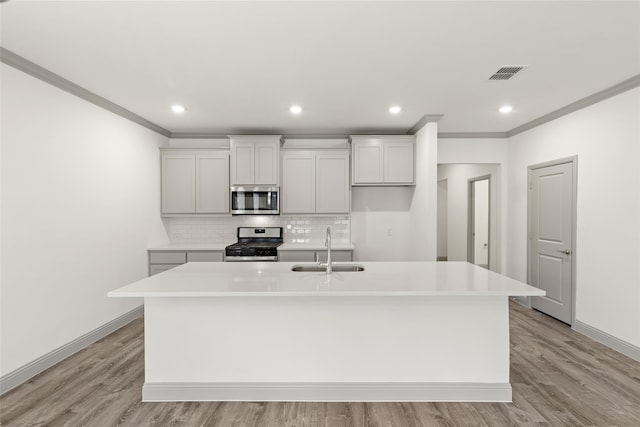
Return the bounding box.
[291,264,365,272]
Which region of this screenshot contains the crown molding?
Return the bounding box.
[506,73,640,137]
[170,133,231,139]
[438,132,508,139]
[169,128,412,139]
[3,46,638,140]
[436,74,640,138]
[0,47,172,137]
[407,114,444,135]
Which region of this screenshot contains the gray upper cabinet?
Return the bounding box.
[162,153,196,213]
[351,136,415,185]
[316,151,350,213]
[281,151,316,213]
[281,150,350,214]
[230,136,280,186]
[161,150,229,215]
[195,153,230,213]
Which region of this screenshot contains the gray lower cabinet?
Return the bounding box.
[148,250,223,276]
[278,250,353,263]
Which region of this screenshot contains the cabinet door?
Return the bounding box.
[277,251,314,262]
[384,141,415,184]
[149,264,181,276]
[281,152,316,213]
[353,140,384,184]
[162,154,196,213]
[149,251,187,264]
[318,250,353,262]
[231,142,255,185]
[196,152,229,213]
[316,152,350,213]
[254,141,279,185]
[187,251,224,262]
[278,250,353,262]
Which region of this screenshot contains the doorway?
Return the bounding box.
[436,163,501,272]
[528,157,577,325]
[437,179,448,261]
[468,176,490,269]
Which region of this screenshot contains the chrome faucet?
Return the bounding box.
[325,226,332,274]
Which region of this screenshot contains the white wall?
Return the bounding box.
[409,122,438,261]
[351,122,438,261]
[438,138,508,165]
[507,87,640,347]
[351,187,414,261]
[0,64,169,376]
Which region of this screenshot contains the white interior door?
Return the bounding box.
[473,179,490,267]
[469,177,490,268]
[529,161,574,324]
[437,179,448,261]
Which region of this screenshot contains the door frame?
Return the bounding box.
[467,174,491,268]
[437,178,448,262]
[527,156,578,325]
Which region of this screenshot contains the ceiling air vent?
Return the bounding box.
[489,65,526,80]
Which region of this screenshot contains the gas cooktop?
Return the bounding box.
[224,227,283,262]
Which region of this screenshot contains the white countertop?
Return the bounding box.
[148,242,355,251]
[278,242,355,251]
[148,243,231,251]
[109,261,545,298]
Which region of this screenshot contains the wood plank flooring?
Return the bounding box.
[1,302,639,426]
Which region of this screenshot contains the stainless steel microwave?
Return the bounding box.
[230,186,280,215]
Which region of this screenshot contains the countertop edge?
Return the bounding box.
[147,244,231,251]
[278,243,355,251]
[147,243,356,251]
[109,291,545,298]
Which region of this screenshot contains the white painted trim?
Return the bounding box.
[0,305,144,395]
[0,48,171,137]
[510,296,531,308]
[573,320,640,362]
[143,382,512,402]
[3,47,638,139]
[438,132,508,139]
[407,114,444,135]
[507,74,640,137]
[438,75,640,138]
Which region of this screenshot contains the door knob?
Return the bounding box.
[557,249,571,255]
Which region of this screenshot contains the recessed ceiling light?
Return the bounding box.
[171,105,186,113]
[499,105,513,114]
[389,106,402,114]
[290,105,302,114]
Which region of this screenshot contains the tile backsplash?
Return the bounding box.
[167,215,350,244]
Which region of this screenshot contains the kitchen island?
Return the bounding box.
[109,261,544,402]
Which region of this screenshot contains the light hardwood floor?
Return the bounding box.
[1,302,639,426]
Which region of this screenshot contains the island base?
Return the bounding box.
[143,295,512,402]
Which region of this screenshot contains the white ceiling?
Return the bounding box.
[2,1,639,136]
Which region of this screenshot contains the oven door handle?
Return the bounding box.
[224,256,278,262]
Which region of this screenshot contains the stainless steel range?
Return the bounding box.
[224,227,283,262]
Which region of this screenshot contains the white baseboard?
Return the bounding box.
[142,382,512,402]
[0,305,144,395]
[573,320,640,362]
[509,296,530,307]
